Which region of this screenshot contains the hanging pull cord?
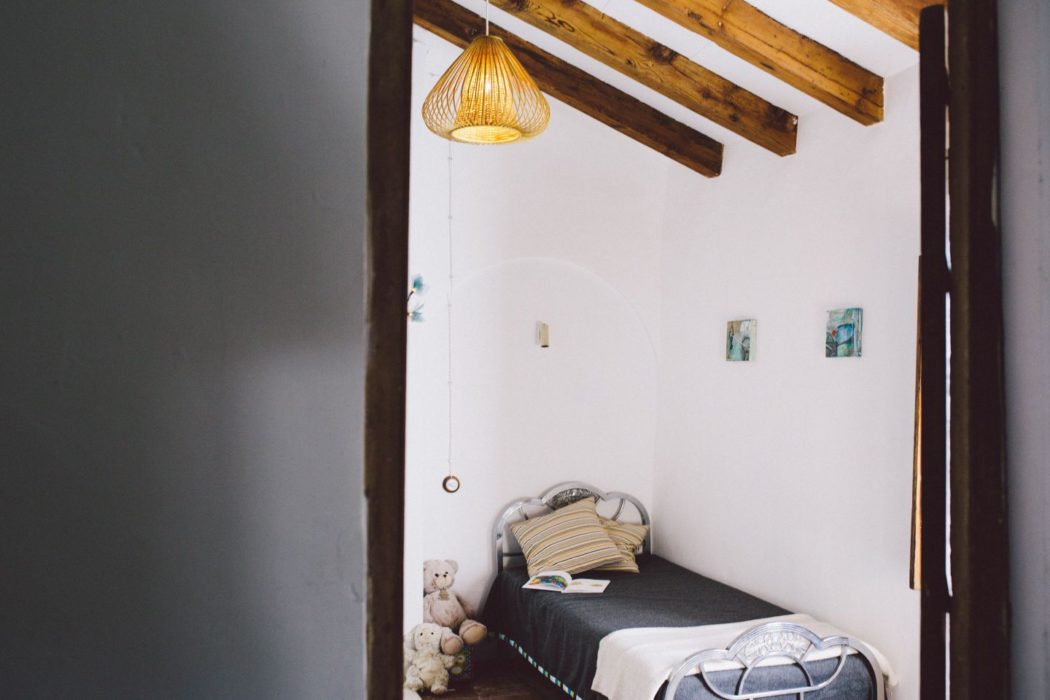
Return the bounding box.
[447,138,455,476]
[443,139,459,495]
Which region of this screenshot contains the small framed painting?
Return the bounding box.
[726,319,756,361]
[826,308,863,358]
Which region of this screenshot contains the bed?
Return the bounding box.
[482,482,887,700]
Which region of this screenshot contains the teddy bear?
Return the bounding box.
[403,622,458,695]
[403,622,463,675]
[423,559,488,654]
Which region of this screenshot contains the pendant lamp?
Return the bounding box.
[422,2,549,144]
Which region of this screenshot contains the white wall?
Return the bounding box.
[654,67,921,700]
[406,28,922,699]
[404,27,666,622]
[2,2,370,696]
[1000,1,1050,696]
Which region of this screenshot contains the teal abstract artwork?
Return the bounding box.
[826,308,863,357]
[726,319,756,361]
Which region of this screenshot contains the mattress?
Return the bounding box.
[482,554,877,700]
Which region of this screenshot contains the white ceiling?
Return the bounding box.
[448,0,919,155]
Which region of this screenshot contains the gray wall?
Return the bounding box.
[1,1,370,697]
[1000,0,1050,696]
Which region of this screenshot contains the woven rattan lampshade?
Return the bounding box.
[422,35,550,144]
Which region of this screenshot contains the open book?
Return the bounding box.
[522,571,610,594]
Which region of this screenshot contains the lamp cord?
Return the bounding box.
[485,0,490,35]
[446,140,454,479]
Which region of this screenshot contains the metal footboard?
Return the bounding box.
[663,622,885,700]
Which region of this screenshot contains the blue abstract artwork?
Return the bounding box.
[826,308,863,358]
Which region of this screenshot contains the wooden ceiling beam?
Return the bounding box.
[634,0,884,125]
[827,0,944,50]
[414,0,724,177]
[486,0,798,156]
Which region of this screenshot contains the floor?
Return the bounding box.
[448,653,566,699]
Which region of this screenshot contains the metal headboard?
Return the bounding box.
[663,622,886,700]
[493,481,652,574]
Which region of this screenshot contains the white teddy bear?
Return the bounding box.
[423,559,487,654]
[403,622,458,695]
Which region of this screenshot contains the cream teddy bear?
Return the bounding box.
[403,623,457,695]
[423,559,488,654]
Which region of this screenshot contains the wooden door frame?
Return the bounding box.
[365,0,412,697]
[362,1,1012,697]
[946,0,1011,697]
[917,7,949,698]
[919,4,1011,696]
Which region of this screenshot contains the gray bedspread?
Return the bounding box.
[482,554,876,700]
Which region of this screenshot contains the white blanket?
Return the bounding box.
[591,613,897,700]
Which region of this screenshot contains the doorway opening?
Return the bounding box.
[366,2,1009,698]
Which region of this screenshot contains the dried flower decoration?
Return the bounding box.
[407,275,427,322]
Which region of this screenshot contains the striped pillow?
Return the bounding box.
[510,498,624,576]
[595,517,649,573]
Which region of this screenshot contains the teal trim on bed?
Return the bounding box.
[497,632,579,697]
